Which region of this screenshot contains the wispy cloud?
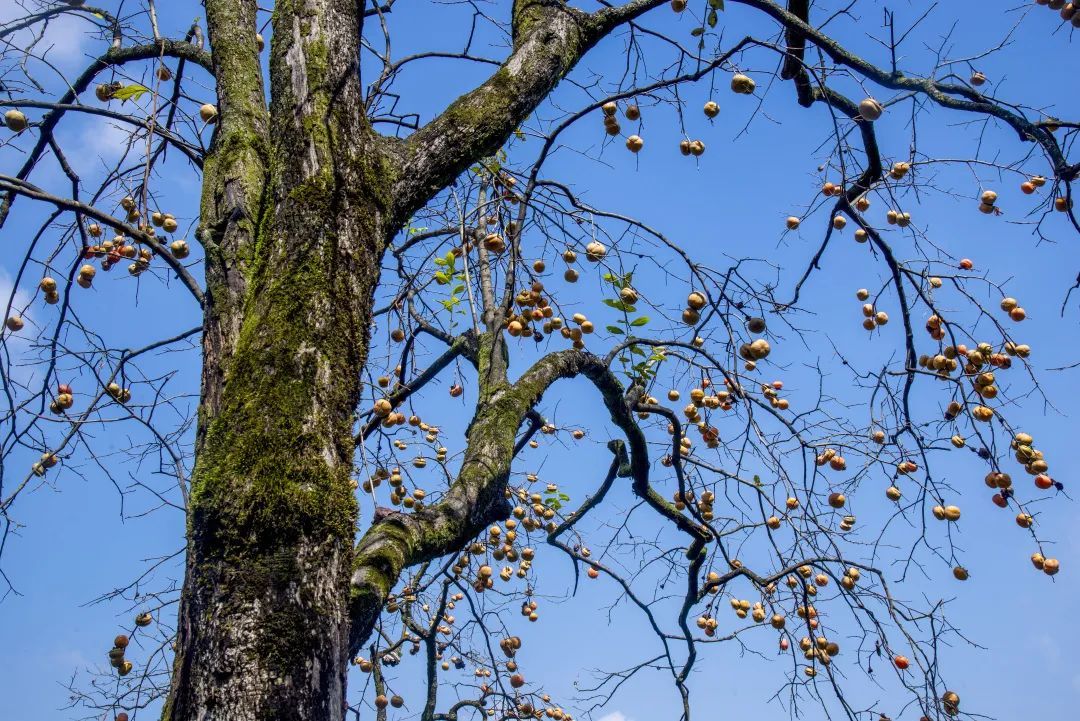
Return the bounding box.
[0,267,38,387]
[1,266,32,321]
[1035,633,1062,664]
[0,6,94,67]
[597,712,632,721]
[79,119,135,164]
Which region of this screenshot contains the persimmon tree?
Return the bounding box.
[1,1,1078,721]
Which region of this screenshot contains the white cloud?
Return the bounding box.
[0,266,32,321]
[49,647,91,670]
[36,12,92,64]
[0,6,94,67]
[0,267,38,387]
[79,119,134,164]
[597,712,632,721]
[1035,633,1062,664]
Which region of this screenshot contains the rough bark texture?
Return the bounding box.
[166,1,659,719]
[166,1,387,720]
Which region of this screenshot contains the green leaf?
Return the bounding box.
[690,27,704,37]
[629,346,647,356]
[434,271,449,285]
[606,325,625,335]
[602,298,637,313]
[710,0,725,10]
[558,493,570,501]
[630,316,650,327]
[111,84,150,103]
[707,9,718,27]
[452,284,465,294]
[433,257,448,266]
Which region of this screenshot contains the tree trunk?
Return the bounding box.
[167,170,388,719]
[166,176,387,720]
[167,538,352,721]
[165,0,392,717]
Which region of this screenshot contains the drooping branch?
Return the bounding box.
[348,339,604,654]
[355,333,475,445]
[0,100,204,167]
[0,4,121,43]
[730,0,1076,179]
[0,176,205,306]
[347,335,711,656]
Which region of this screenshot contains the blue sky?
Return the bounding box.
[1,1,1079,720]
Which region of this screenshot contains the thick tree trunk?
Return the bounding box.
[166,182,387,721]
[167,539,352,721]
[168,161,389,721]
[167,181,387,720]
[165,1,391,718]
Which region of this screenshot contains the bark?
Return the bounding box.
[195,0,269,429]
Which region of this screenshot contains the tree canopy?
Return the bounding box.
[1,2,1078,721]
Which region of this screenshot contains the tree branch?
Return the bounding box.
[0,100,204,167]
[347,336,708,656]
[730,0,1075,178]
[0,39,212,228]
[0,176,205,306]
[389,0,667,226]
